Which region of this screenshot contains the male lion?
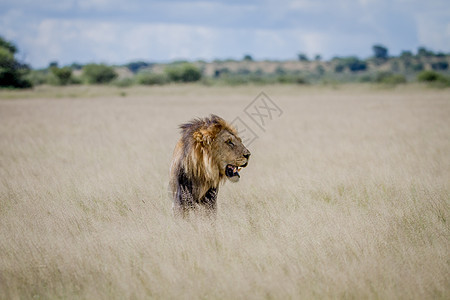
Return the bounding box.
[169,114,250,217]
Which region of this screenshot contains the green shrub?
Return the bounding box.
[417,70,442,82]
[82,64,117,84]
[165,63,201,82]
[50,66,72,85]
[25,70,49,85]
[70,76,82,85]
[417,70,450,86]
[136,72,169,85]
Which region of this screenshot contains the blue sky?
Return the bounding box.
[1,0,449,68]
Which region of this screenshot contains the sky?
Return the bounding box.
[1,0,449,68]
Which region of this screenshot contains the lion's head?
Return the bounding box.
[210,125,250,183]
[181,114,250,185]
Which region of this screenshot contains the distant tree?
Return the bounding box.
[0,37,17,53]
[165,63,201,82]
[70,62,83,70]
[372,44,389,59]
[243,54,253,61]
[126,61,152,73]
[136,72,169,85]
[314,54,322,61]
[400,51,413,59]
[431,61,448,71]
[417,47,434,57]
[347,57,367,72]
[50,66,72,85]
[334,56,367,72]
[298,53,309,61]
[82,64,117,84]
[334,64,345,73]
[0,36,32,88]
[48,61,58,68]
[411,63,424,71]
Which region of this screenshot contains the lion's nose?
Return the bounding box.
[243,153,250,159]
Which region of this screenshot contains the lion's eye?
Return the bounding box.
[226,140,234,147]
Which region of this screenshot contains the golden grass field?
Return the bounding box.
[0,84,449,299]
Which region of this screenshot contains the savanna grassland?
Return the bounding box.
[0,84,449,299]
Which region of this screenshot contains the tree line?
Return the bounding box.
[1,36,449,88]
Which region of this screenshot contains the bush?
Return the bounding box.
[298,53,309,61]
[0,36,32,88]
[82,64,117,84]
[165,63,202,82]
[136,72,169,85]
[25,70,49,85]
[50,66,72,85]
[417,70,450,86]
[417,70,440,82]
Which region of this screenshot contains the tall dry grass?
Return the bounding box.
[0,85,449,299]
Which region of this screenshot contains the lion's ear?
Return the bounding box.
[194,125,221,146]
[193,129,213,145]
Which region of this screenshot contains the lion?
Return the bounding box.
[169,114,251,217]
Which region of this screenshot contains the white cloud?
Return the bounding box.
[19,19,223,66]
[287,0,320,10]
[414,7,450,51]
[416,16,450,51]
[1,0,449,67]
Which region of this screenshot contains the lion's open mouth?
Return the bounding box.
[225,164,246,182]
[225,164,241,178]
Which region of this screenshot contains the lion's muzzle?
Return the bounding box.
[225,152,250,182]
